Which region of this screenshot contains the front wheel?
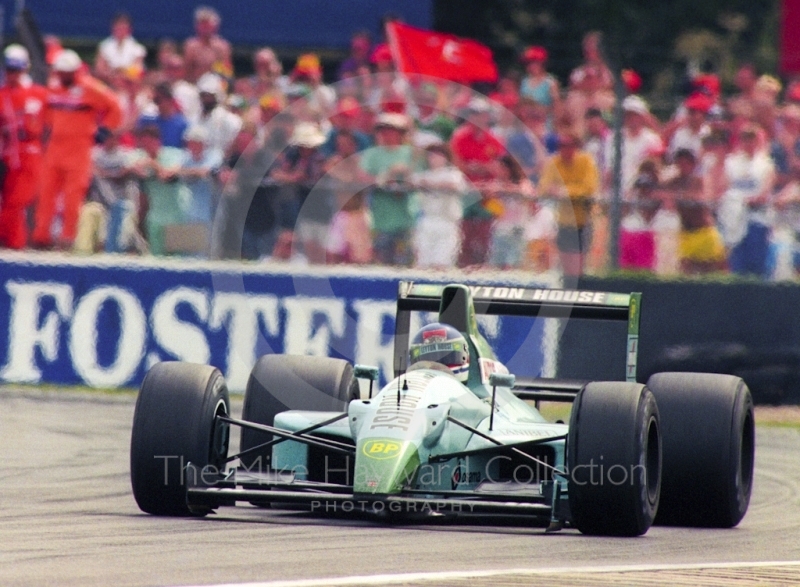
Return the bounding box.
[567,382,661,536]
[239,354,358,471]
[130,362,230,516]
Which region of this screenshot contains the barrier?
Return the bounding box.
[558,275,800,404]
[10,1,433,48]
[0,252,556,392]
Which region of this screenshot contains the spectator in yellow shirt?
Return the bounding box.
[538,131,599,278]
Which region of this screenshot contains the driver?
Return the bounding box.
[408,323,470,382]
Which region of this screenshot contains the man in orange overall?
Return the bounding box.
[0,45,48,249]
[31,49,122,249]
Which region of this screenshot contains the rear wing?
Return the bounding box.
[394,282,642,382]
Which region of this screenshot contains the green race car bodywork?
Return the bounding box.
[132,279,755,535]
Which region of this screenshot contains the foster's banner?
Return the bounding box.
[0,253,554,392]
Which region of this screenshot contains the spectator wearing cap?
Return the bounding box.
[0,45,48,249]
[289,53,336,122]
[520,46,561,121]
[359,112,418,265]
[32,50,122,250]
[370,44,393,74]
[183,6,233,82]
[450,97,506,266]
[129,124,189,255]
[666,93,712,159]
[138,83,189,148]
[659,148,727,274]
[366,44,410,116]
[538,130,599,278]
[195,73,242,155]
[248,93,286,139]
[718,124,776,278]
[320,97,372,158]
[180,125,223,229]
[271,122,330,263]
[605,95,663,198]
[622,69,643,95]
[95,12,146,83]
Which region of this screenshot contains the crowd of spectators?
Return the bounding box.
[3,7,800,281]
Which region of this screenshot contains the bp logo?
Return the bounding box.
[362,439,403,460]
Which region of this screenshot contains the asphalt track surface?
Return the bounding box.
[1,389,799,587]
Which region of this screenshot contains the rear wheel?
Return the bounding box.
[239,354,358,472]
[130,362,230,516]
[568,382,661,536]
[646,372,755,528]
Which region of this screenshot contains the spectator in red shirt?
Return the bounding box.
[0,45,48,249]
[32,50,122,250]
[450,98,504,182]
[450,97,506,266]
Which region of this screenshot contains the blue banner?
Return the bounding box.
[0,253,554,392]
[6,1,433,48]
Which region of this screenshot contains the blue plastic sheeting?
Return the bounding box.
[1,0,432,47]
[0,254,549,392]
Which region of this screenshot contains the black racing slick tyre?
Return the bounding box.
[646,372,755,528]
[239,354,359,471]
[568,382,661,536]
[130,362,230,516]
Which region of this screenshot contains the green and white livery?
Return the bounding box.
[130,281,755,536]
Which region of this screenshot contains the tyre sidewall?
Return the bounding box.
[130,362,229,515]
[568,382,661,536]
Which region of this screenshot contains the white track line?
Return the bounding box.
[186,560,800,587]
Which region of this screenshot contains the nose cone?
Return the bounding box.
[354,438,420,495]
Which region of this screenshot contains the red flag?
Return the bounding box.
[386,22,498,84]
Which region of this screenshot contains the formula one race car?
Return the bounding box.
[130,282,755,536]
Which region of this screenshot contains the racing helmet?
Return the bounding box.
[408,322,470,382]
